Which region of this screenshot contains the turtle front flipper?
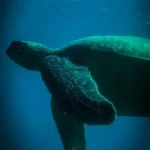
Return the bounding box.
[51,97,86,150]
[40,55,116,125]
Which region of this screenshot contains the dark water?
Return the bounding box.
[0,0,150,150]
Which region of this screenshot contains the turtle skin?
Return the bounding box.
[40,55,116,125]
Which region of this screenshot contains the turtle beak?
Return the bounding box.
[6,41,19,56]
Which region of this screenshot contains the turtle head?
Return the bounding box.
[6,41,53,71]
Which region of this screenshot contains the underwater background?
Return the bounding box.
[0,0,150,150]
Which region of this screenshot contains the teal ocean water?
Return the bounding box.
[0,0,150,150]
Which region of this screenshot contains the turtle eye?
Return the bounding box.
[10,41,25,56]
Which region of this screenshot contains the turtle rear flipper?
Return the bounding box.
[51,97,86,150]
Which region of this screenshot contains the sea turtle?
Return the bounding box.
[6,36,150,150]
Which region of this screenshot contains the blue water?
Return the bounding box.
[0,0,150,150]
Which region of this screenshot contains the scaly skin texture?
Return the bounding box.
[41,56,116,125]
